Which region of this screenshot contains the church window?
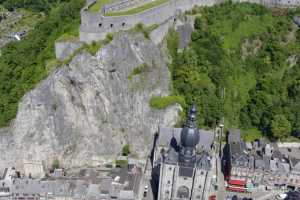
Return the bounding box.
[167,180,171,184]
[200,171,204,175]
[198,185,202,189]
[169,167,172,170]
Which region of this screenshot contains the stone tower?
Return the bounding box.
[157,105,213,200]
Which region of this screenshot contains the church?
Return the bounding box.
[152,105,215,200]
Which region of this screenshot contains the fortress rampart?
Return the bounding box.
[80,0,300,43]
[80,0,221,42]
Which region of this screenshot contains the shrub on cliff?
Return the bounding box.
[150,96,185,110]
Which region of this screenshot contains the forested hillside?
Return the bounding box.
[0,0,60,12]
[0,0,84,126]
[168,2,300,140]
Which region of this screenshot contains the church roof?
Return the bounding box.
[196,152,212,170]
[164,147,178,164]
[157,127,214,152]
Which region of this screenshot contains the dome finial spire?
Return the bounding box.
[179,104,200,165]
[180,104,199,148]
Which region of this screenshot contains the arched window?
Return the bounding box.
[177,186,189,198]
[110,24,113,28]
[122,22,125,27]
[99,23,102,27]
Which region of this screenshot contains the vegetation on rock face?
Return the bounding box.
[122,144,130,156]
[0,0,85,127]
[128,63,149,80]
[168,2,300,140]
[116,159,128,167]
[150,95,185,109]
[130,23,156,39]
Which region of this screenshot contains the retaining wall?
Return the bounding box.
[80,0,300,42]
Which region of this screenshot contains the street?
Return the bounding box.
[138,157,154,200]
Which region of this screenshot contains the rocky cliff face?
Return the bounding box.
[0,33,181,170]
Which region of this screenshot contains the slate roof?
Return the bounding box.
[6,166,141,199]
[228,129,249,168]
[164,147,178,164]
[158,126,213,171]
[196,152,212,170]
[157,127,214,151]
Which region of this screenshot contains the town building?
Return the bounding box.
[225,129,300,193]
[153,104,215,200]
[0,165,141,200]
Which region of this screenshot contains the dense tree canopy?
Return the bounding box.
[0,0,84,127]
[0,0,65,12]
[271,115,291,139]
[169,2,300,140]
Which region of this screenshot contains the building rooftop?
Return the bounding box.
[158,127,214,152]
[227,129,300,177]
[2,165,141,199]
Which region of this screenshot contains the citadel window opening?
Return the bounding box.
[122,22,125,27]
[110,24,114,28]
[98,23,102,27]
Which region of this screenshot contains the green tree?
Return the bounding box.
[122,144,130,156]
[52,159,60,169]
[271,115,291,139]
[0,0,85,127]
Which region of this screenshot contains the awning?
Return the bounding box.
[228,179,246,186]
[226,187,246,192]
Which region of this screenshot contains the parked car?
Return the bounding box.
[275,193,287,200]
[143,185,148,197]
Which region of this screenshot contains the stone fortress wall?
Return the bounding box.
[80,0,300,42]
[80,0,221,42]
[103,0,155,13]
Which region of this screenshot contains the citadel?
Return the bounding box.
[80,0,300,43]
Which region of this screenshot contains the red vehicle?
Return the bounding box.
[209,194,216,200]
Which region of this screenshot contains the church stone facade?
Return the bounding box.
[154,105,214,200]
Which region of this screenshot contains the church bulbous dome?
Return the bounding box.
[180,104,200,148]
[180,126,199,147]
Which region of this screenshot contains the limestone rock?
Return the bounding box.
[55,41,84,61]
[0,33,182,170]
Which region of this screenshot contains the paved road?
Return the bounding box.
[216,155,226,200]
[138,157,154,200]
